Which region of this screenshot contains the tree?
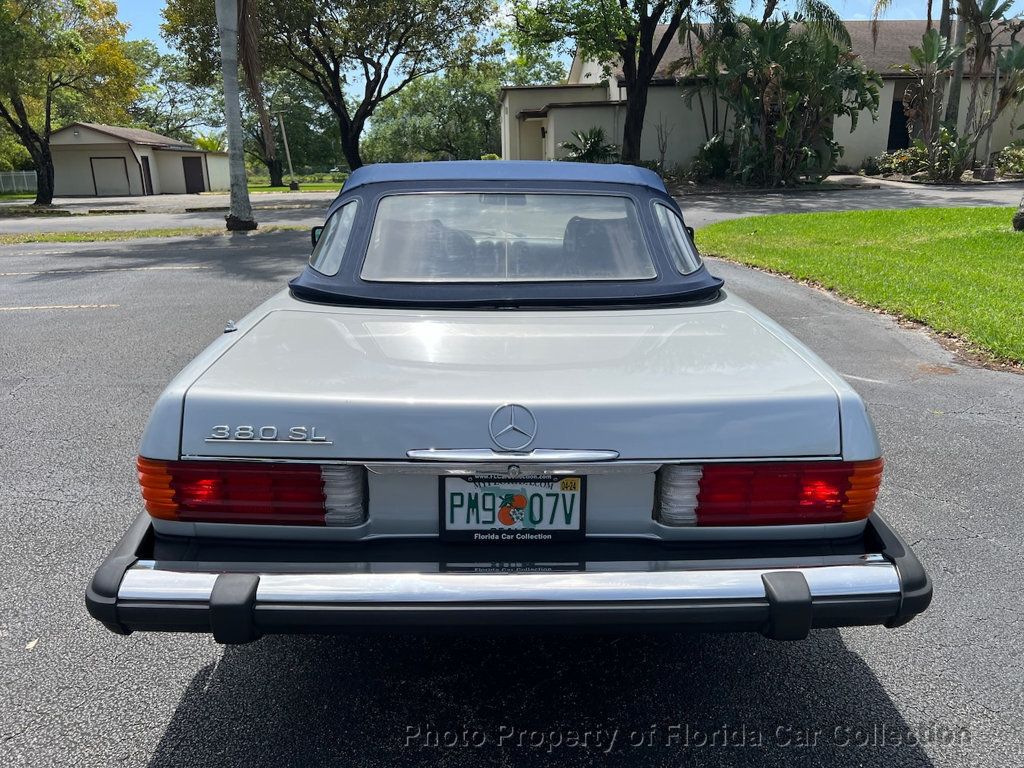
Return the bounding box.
[165,0,499,170]
[0,128,30,171]
[215,0,256,230]
[900,29,964,151]
[361,53,564,163]
[265,0,498,170]
[510,0,692,164]
[127,41,220,143]
[0,0,138,205]
[363,69,503,162]
[244,71,339,182]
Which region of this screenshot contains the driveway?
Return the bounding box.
[1,227,1021,766]
[679,176,1024,227]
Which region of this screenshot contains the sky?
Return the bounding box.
[116,0,1024,52]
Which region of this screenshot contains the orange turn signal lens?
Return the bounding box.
[137,457,178,519]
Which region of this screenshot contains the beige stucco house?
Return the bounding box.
[501,21,1021,170]
[50,123,229,197]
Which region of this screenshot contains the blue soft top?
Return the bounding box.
[342,160,666,193]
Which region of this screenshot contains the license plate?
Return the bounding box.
[440,476,586,542]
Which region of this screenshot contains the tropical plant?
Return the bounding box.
[920,126,973,181]
[901,29,965,151]
[558,127,620,163]
[690,14,880,187]
[194,131,225,151]
[961,0,1016,132]
[214,0,256,230]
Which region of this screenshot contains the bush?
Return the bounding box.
[860,156,882,176]
[697,135,731,179]
[686,157,712,183]
[558,127,619,163]
[924,128,973,183]
[997,147,1024,176]
[876,145,929,176]
[480,153,500,160]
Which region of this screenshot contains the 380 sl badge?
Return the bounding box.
[205,424,332,444]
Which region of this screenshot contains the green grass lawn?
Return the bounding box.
[0,224,306,246]
[697,207,1024,364]
[0,192,35,201]
[245,182,341,193]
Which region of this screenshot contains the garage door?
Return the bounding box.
[91,157,131,196]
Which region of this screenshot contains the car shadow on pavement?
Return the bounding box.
[147,629,936,768]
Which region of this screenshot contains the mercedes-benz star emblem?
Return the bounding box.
[488,404,537,452]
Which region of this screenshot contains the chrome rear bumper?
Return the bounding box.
[87,512,931,643]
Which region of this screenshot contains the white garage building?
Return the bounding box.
[50,122,229,197]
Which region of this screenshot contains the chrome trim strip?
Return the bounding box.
[118,568,219,601]
[117,559,900,603]
[178,455,847,465]
[406,448,620,462]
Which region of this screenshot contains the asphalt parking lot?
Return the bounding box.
[1,215,1021,766]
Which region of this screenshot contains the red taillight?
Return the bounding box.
[138,458,365,526]
[694,459,883,525]
[657,459,883,527]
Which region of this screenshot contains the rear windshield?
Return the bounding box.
[359,193,656,283]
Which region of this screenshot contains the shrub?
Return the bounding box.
[696,135,731,179]
[876,145,928,175]
[687,157,712,183]
[997,147,1024,176]
[558,127,619,163]
[860,156,882,176]
[480,153,500,160]
[923,128,973,183]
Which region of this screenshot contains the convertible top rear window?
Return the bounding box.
[359,193,656,283]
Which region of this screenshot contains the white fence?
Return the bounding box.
[0,171,37,194]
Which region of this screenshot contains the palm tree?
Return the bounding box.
[214,0,256,231]
[872,0,938,43]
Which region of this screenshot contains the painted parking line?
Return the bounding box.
[0,265,211,277]
[0,304,119,311]
[841,373,889,385]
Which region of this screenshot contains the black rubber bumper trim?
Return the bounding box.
[762,571,813,640]
[869,514,934,627]
[84,512,153,635]
[209,574,260,644]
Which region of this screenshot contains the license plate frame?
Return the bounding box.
[438,475,587,542]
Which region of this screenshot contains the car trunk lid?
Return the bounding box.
[180,306,841,460]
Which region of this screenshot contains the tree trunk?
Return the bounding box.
[620,81,649,164]
[215,0,256,231]
[943,4,967,126]
[32,142,54,206]
[338,116,364,170]
[266,156,284,187]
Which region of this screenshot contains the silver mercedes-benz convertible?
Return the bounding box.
[87,161,930,643]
